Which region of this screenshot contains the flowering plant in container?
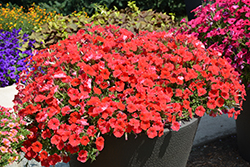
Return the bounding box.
[13,25,245,166]
[178,0,250,86]
[0,28,34,87]
[0,106,30,166]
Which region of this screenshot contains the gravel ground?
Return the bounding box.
[187,134,250,167]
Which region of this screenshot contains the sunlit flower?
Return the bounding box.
[0,146,7,153]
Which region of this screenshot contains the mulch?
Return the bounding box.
[186,134,250,167]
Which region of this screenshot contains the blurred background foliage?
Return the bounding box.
[0,0,186,19]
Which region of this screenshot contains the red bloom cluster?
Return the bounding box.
[14,25,245,166]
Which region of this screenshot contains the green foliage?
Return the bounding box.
[2,0,186,18]
[29,1,180,50]
[135,0,186,19]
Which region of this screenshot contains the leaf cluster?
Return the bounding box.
[28,1,180,50]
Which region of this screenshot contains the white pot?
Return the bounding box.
[0,84,17,108]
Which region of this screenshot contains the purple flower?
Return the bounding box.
[0,28,34,87]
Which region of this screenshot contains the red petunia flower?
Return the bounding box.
[62,155,71,163]
[175,89,183,97]
[48,153,61,166]
[87,126,97,137]
[82,64,96,76]
[158,128,164,137]
[119,72,129,82]
[51,135,61,145]
[127,104,137,113]
[48,118,60,130]
[198,88,207,96]
[216,97,224,107]
[81,136,90,146]
[69,134,81,147]
[221,91,229,99]
[41,159,50,167]
[115,81,125,92]
[96,136,104,151]
[79,150,88,157]
[69,112,81,124]
[139,111,151,122]
[71,78,81,87]
[161,70,170,79]
[171,121,180,131]
[87,97,101,106]
[183,100,190,109]
[34,94,47,103]
[140,120,150,130]
[113,126,124,138]
[209,89,219,99]
[56,140,65,150]
[93,86,102,95]
[113,70,122,77]
[61,106,71,116]
[207,99,216,109]
[147,126,157,139]
[129,118,140,128]
[100,69,110,79]
[77,150,88,163]
[195,106,206,117]
[41,129,51,139]
[99,82,109,89]
[40,150,48,160]
[67,88,80,101]
[32,141,43,153]
[117,101,125,110]
[25,147,37,160]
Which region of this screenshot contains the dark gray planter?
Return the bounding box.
[69,117,200,167]
[236,89,250,162]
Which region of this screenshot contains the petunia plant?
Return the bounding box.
[178,0,250,87]
[0,106,30,167]
[0,28,34,87]
[13,25,245,166]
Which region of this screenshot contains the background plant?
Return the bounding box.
[28,1,179,50]
[0,106,30,167]
[177,0,250,87]
[0,3,58,35]
[0,28,34,87]
[1,0,186,20]
[14,25,245,166]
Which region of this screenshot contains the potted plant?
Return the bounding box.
[13,25,245,167]
[0,105,30,167]
[176,0,250,161]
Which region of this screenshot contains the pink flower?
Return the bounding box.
[2,138,11,147]
[7,123,15,128]
[1,118,8,124]
[19,135,25,140]
[0,146,7,153]
[228,18,236,24]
